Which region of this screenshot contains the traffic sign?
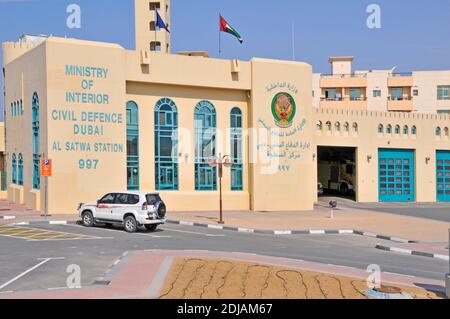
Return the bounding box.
[41,159,52,177]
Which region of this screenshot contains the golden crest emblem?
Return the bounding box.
[271,92,296,128]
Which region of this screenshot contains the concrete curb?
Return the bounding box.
[0,216,16,220]
[94,251,134,286]
[166,219,414,243]
[8,219,414,243]
[375,244,449,261]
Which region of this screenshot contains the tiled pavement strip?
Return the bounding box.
[0,250,445,299]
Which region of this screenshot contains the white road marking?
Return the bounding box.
[161,227,225,237]
[60,223,170,238]
[383,272,415,278]
[27,237,113,242]
[433,254,449,261]
[0,258,64,291]
[133,233,172,238]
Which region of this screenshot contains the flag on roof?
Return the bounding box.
[156,10,170,33]
[220,15,243,43]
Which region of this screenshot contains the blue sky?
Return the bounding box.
[1,0,450,117]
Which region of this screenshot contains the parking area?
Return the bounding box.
[0,224,102,241]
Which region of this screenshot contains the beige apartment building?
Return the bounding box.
[2,0,450,215]
[313,56,450,114]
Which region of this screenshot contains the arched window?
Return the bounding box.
[194,101,217,191]
[326,121,332,131]
[126,101,139,190]
[10,103,13,117]
[230,107,243,191]
[395,125,400,135]
[18,154,23,186]
[12,154,17,184]
[444,127,449,137]
[32,93,40,189]
[386,124,392,134]
[352,122,358,132]
[155,98,179,190]
[403,125,409,135]
[378,124,384,134]
[436,127,442,136]
[20,100,23,115]
[316,121,323,131]
[411,126,417,135]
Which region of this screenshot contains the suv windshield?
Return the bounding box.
[146,194,161,205]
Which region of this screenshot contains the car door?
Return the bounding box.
[111,193,130,221]
[96,193,116,221]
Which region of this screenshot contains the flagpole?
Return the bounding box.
[219,13,222,56]
[291,21,295,61]
[155,8,157,50]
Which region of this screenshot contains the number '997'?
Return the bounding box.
[79,159,99,169]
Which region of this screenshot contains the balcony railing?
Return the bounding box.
[388,72,413,77]
[321,73,367,78]
[387,96,413,101]
[321,97,368,101]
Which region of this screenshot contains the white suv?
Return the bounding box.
[78,192,166,233]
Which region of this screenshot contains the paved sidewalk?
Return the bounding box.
[167,205,450,242]
[0,250,445,299]
[0,199,78,225]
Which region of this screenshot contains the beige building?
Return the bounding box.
[313,56,450,114]
[2,1,450,215]
[135,0,171,53]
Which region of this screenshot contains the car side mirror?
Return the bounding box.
[97,200,101,206]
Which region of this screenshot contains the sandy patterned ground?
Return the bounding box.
[159,258,443,299]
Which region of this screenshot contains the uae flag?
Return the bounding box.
[220,15,243,43]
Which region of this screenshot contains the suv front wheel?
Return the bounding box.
[124,216,137,233]
[82,211,94,227]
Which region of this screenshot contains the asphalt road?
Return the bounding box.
[0,222,448,294]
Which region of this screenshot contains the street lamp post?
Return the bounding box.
[208,153,232,225]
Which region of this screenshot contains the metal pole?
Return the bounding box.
[219,167,223,224]
[446,229,450,298]
[219,14,222,56]
[291,21,295,61]
[218,153,224,225]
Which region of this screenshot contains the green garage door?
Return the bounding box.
[378,149,415,202]
[436,151,450,202]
